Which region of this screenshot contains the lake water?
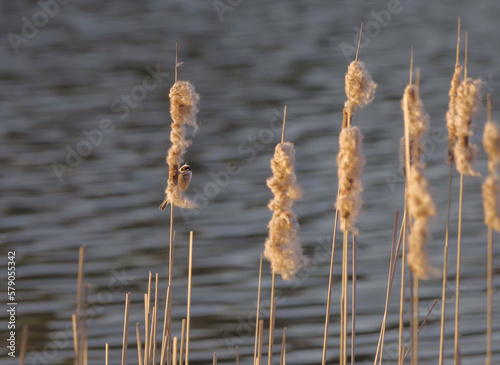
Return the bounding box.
[0,1,499,364]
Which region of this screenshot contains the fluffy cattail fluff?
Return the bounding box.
[336,126,365,234]
[401,83,436,279]
[446,65,463,163]
[342,61,377,128]
[453,78,482,176]
[162,81,200,209]
[482,121,500,231]
[264,142,306,280]
[400,85,429,165]
[407,164,437,279]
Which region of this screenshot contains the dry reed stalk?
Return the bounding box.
[321,210,339,365]
[403,299,439,360]
[122,293,131,365]
[280,328,287,365]
[486,227,493,365]
[375,211,402,365]
[264,141,306,280]
[411,276,418,365]
[454,172,464,364]
[454,32,481,365]
[254,254,263,365]
[398,214,407,365]
[160,81,200,210]
[336,127,365,234]
[72,313,78,362]
[213,353,217,365]
[453,77,482,176]
[482,120,500,230]
[257,320,264,365]
[136,323,143,365]
[342,61,377,128]
[440,19,461,365]
[162,286,171,365]
[105,343,109,365]
[179,319,186,365]
[172,337,178,365]
[351,235,357,365]
[185,232,194,365]
[19,325,28,365]
[483,94,496,365]
[152,275,159,365]
[236,346,239,365]
[268,274,277,365]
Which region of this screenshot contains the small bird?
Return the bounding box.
[177,163,192,192]
[159,163,192,210]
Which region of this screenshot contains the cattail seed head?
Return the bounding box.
[343,61,377,128]
[264,142,306,280]
[407,164,437,279]
[446,65,463,163]
[453,78,482,176]
[482,121,500,231]
[162,81,200,209]
[336,126,365,234]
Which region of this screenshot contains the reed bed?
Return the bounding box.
[18,32,499,365]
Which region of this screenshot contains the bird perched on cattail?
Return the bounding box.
[159,163,192,210]
[159,81,199,210]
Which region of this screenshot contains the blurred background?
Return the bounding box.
[0,0,499,364]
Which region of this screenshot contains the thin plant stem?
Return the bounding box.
[105,343,109,365]
[122,293,131,365]
[355,24,363,62]
[454,173,464,364]
[398,213,407,365]
[341,231,349,365]
[257,320,264,365]
[375,211,402,365]
[411,278,419,365]
[280,328,287,365]
[172,337,178,365]
[72,313,79,362]
[254,254,263,365]
[404,299,439,359]
[439,164,454,365]
[281,106,286,144]
[236,346,239,365]
[19,325,28,365]
[136,323,143,365]
[185,232,194,365]
[169,203,174,286]
[153,274,159,365]
[179,319,186,365]
[351,235,357,365]
[486,227,492,365]
[321,209,339,365]
[268,271,276,365]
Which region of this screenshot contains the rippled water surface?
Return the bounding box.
[1,1,499,364]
